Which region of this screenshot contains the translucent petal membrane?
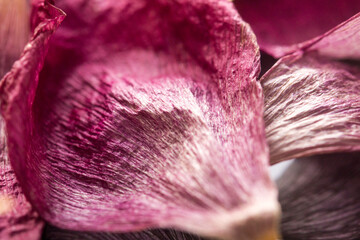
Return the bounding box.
[0,0,280,239]
[263,53,360,164]
[0,116,43,240]
[233,0,360,57]
[278,153,360,240]
[43,225,206,240]
[0,0,30,78]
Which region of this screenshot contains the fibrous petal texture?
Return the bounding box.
[278,153,360,240]
[0,0,279,239]
[263,53,360,164]
[0,116,43,240]
[262,12,360,164]
[233,0,360,57]
[43,225,206,240]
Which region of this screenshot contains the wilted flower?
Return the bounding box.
[0,0,359,240]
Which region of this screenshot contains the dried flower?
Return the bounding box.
[1,0,359,240]
[1,1,279,239]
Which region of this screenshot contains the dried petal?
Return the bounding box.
[0,0,30,78]
[0,1,43,239]
[233,0,360,57]
[307,13,360,60]
[43,225,206,240]
[278,153,360,240]
[263,53,360,164]
[0,116,44,240]
[262,5,360,164]
[0,0,280,239]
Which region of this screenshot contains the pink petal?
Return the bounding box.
[262,53,360,164]
[234,0,360,57]
[262,11,360,164]
[307,13,360,60]
[0,116,44,240]
[0,0,280,239]
[278,153,360,239]
[0,1,43,239]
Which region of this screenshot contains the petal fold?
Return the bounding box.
[0,0,280,239]
[307,13,360,60]
[0,116,43,240]
[278,153,360,240]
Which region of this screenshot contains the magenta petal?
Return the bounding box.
[0,0,280,239]
[0,117,43,240]
[278,153,360,239]
[43,225,206,240]
[262,53,360,164]
[234,0,360,57]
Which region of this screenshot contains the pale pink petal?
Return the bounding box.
[307,13,360,60]
[262,53,360,164]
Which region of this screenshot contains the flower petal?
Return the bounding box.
[0,116,43,240]
[278,153,360,239]
[0,0,30,78]
[43,225,206,240]
[307,13,360,60]
[233,0,360,57]
[0,0,280,239]
[262,53,360,164]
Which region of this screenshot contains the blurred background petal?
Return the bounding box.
[0,0,30,78]
[278,153,360,239]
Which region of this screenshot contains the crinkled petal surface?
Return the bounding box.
[277,153,360,239]
[0,1,43,239]
[262,53,360,164]
[43,225,206,240]
[262,13,360,164]
[0,0,280,239]
[234,0,360,57]
[0,116,43,240]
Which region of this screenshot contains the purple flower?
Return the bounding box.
[0,0,359,240]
